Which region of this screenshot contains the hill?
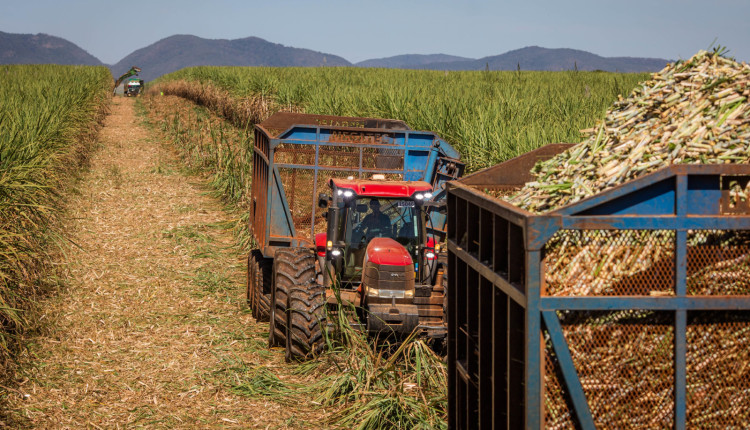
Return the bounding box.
[355,54,471,69]
[418,46,670,72]
[110,35,351,82]
[0,31,102,66]
[0,30,672,79]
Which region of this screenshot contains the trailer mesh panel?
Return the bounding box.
[547,311,675,429]
[544,230,675,296]
[269,142,406,241]
[544,346,577,429]
[686,311,750,427]
[278,167,315,236]
[687,230,750,295]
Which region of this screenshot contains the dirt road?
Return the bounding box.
[7,97,303,428]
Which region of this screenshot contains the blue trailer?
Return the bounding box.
[447,148,750,429]
[247,112,463,360]
[249,112,462,255]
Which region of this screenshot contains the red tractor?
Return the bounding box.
[246,113,462,360]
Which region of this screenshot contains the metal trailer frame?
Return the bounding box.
[447,161,750,429]
[250,113,462,258]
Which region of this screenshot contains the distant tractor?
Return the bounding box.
[124,78,143,97]
[246,112,463,360]
[113,66,142,96]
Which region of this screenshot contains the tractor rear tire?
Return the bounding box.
[249,250,271,322]
[268,248,297,347]
[285,249,326,361]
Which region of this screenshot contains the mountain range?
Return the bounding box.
[0,31,101,66]
[110,35,350,81]
[0,31,672,81]
[355,54,473,69]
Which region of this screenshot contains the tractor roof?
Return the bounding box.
[330,178,432,198]
[258,112,411,138]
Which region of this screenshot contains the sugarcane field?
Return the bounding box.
[1,5,750,427]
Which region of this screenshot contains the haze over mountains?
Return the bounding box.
[0,31,672,81]
[355,54,473,69]
[392,46,672,73]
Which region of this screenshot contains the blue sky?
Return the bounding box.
[2,0,748,64]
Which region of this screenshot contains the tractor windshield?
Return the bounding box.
[337,197,422,281]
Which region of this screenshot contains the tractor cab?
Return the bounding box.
[318,176,438,290]
[125,78,143,96]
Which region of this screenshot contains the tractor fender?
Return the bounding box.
[314,232,327,257]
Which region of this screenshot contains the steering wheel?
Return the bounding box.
[352,223,364,239]
[366,225,390,240]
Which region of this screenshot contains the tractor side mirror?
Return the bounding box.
[318,193,329,209]
[423,201,446,214]
[356,203,368,213]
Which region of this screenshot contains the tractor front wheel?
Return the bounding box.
[268,249,295,347]
[285,248,326,361]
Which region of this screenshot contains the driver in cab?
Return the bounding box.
[361,199,390,237]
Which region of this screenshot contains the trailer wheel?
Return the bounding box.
[268,248,297,347]
[249,250,271,322]
[285,248,326,361]
[246,253,254,307]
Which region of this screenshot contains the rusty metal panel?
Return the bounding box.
[251,128,270,249]
[458,143,574,191]
[258,112,411,138]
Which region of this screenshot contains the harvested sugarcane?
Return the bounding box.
[507,50,750,213]
[504,50,750,296]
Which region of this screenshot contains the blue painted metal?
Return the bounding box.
[525,250,543,430]
[269,166,296,239]
[542,311,597,430]
[539,296,750,311]
[674,310,687,430]
[251,113,463,258]
[447,160,750,429]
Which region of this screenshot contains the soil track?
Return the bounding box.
[7,98,305,428]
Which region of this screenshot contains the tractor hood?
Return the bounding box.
[364,238,413,266]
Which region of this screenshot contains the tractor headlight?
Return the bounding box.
[330,248,342,257]
[413,191,433,202]
[367,288,414,299]
[336,188,356,199]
